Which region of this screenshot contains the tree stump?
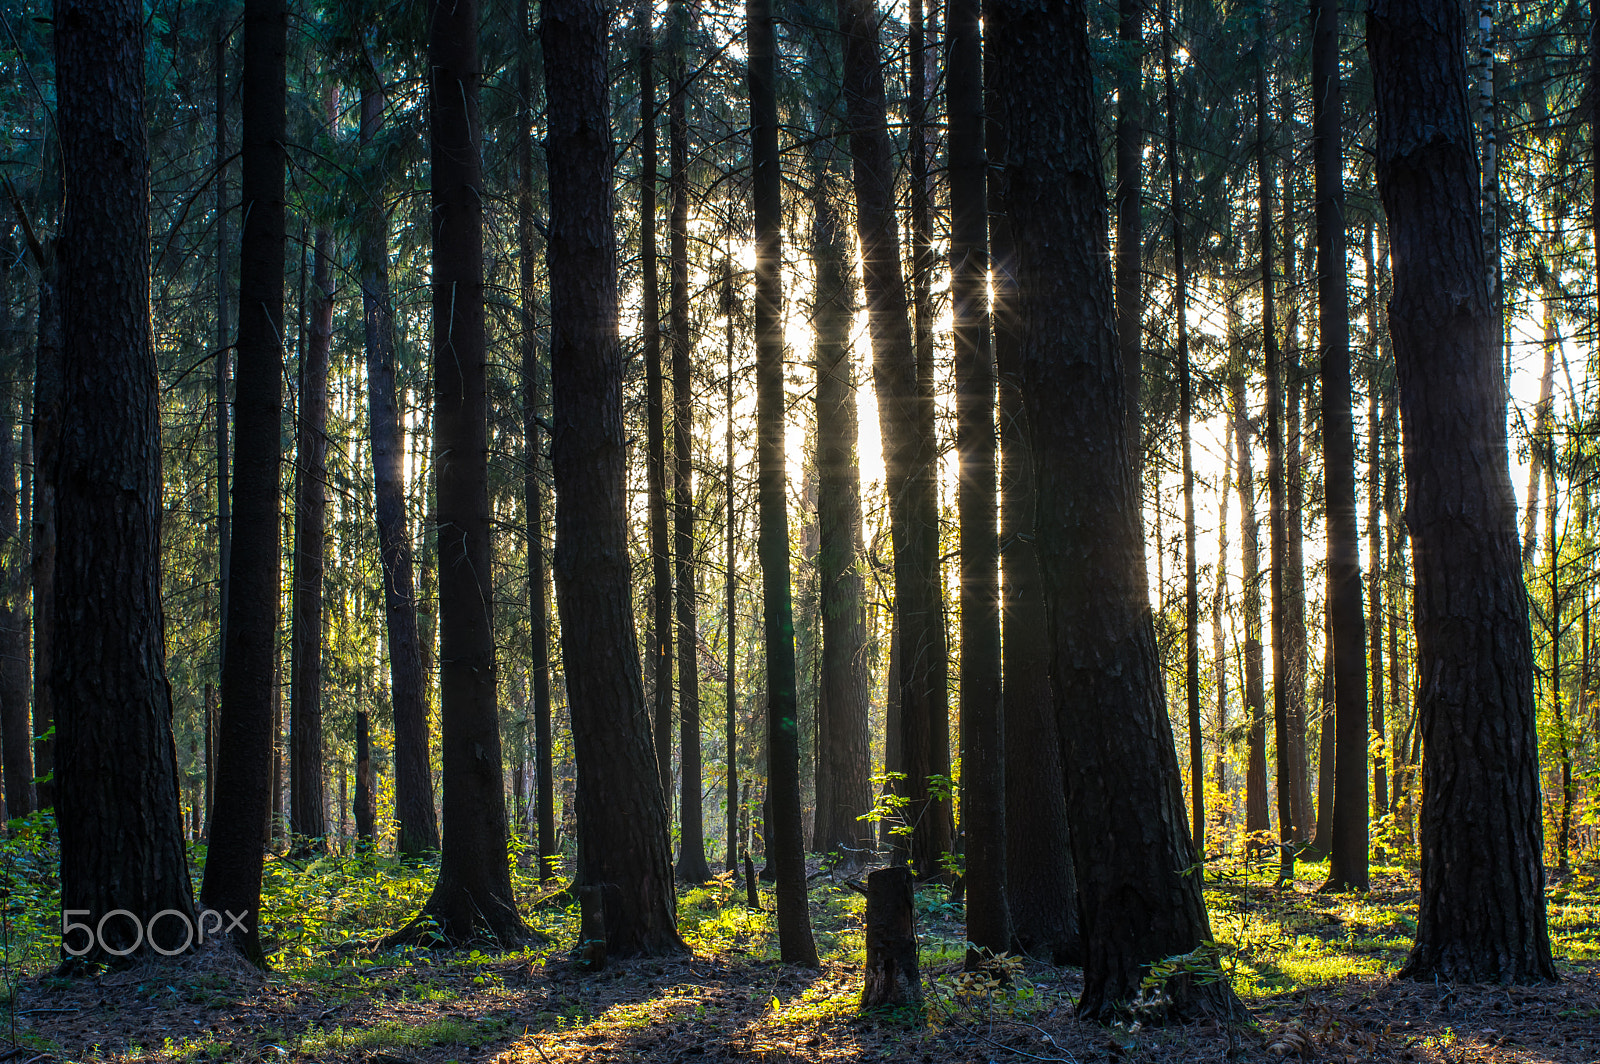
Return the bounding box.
[861,866,920,1009]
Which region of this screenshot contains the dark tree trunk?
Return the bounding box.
[837,0,953,880]
[860,866,919,1008]
[809,165,872,861]
[31,197,59,815]
[1115,0,1142,465]
[990,46,1080,962]
[1213,414,1232,794]
[1365,265,1388,854]
[354,710,375,843]
[1232,371,1270,851]
[1314,0,1369,893]
[1162,0,1203,853]
[1282,128,1313,845]
[516,0,555,880]
[288,222,331,851]
[359,75,438,858]
[201,0,285,963]
[1311,627,1334,854]
[1369,0,1555,982]
[638,2,674,806]
[722,263,740,876]
[748,0,818,966]
[543,0,684,957]
[990,0,1238,1021]
[1258,24,1293,882]
[669,16,709,882]
[391,0,526,946]
[53,0,197,962]
[213,16,232,829]
[0,382,31,821]
[949,0,1008,962]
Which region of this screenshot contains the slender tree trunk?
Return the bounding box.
[201,0,285,962]
[543,0,684,956]
[837,0,953,880]
[1370,0,1554,981]
[990,0,1239,1021]
[723,263,741,876]
[213,15,232,831]
[1257,24,1293,882]
[1312,625,1335,855]
[1232,368,1269,851]
[359,75,438,858]
[29,178,60,818]
[748,0,817,965]
[810,165,872,861]
[638,1,674,806]
[669,14,709,882]
[53,0,197,962]
[1116,0,1142,465]
[1365,225,1388,861]
[391,0,527,945]
[948,0,1008,960]
[516,0,555,880]
[1214,414,1232,794]
[288,218,332,851]
[1282,129,1312,845]
[1315,0,1369,893]
[1163,5,1202,853]
[354,710,375,843]
[1521,321,1555,565]
[0,381,31,820]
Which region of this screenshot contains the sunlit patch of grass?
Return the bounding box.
[297,1015,507,1054]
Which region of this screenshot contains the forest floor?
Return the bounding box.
[4,823,1600,1063]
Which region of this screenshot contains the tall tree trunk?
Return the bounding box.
[989,23,1079,961]
[723,263,741,876]
[289,219,332,851]
[1311,623,1335,854]
[354,710,375,843]
[392,0,526,946]
[516,0,555,880]
[1314,0,1369,893]
[0,377,31,820]
[213,14,232,835]
[1232,368,1269,851]
[1281,109,1312,845]
[1163,1,1202,853]
[949,0,1008,961]
[809,165,872,861]
[359,74,438,858]
[669,14,709,882]
[30,177,59,817]
[748,0,818,966]
[1521,323,1555,565]
[837,0,953,880]
[1257,22,1293,882]
[1369,0,1555,982]
[54,0,197,962]
[1213,412,1232,794]
[201,0,285,963]
[1364,225,1388,855]
[639,1,674,806]
[990,0,1239,1021]
[1115,0,1142,465]
[543,0,684,957]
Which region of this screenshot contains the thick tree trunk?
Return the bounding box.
[949,0,1008,962]
[288,222,332,851]
[392,0,526,946]
[201,0,285,963]
[1314,0,1369,893]
[1369,0,1554,982]
[53,0,197,962]
[544,0,684,957]
[359,76,438,859]
[748,0,818,966]
[990,0,1239,1021]
[638,3,674,806]
[515,0,555,880]
[837,0,953,880]
[809,167,873,861]
[669,18,709,882]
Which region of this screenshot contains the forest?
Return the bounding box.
[1,0,1598,1060]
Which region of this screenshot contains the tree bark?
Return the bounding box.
[723,263,741,876]
[1369,0,1555,982]
[354,710,375,843]
[0,375,31,820]
[949,0,1008,962]
[837,0,953,880]
[990,0,1239,1021]
[1115,0,1142,466]
[543,0,684,957]
[201,0,285,963]
[53,0,197,962]
[860,866,920,1009]
[359,74,438,859]
[1364,225,1388,853]
[213,15,232,834]
[669,12,709,882]
[1314,0,1369,893]
[288,220,332,851]
[391,0,526,946]
[1232,368,1269,852]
